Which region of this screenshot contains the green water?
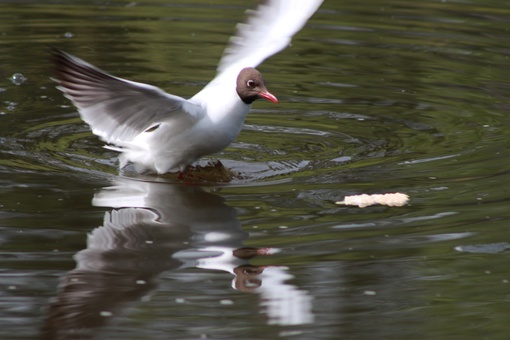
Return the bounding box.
[2,0,510,339]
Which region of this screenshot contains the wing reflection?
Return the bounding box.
[42,178,313,339]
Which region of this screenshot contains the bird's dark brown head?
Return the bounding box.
[236,67,278,104]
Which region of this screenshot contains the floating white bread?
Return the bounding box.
[336,193,410,208]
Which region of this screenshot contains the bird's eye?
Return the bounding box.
[246,80,256,88]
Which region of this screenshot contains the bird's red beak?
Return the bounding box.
[259,91,279,104]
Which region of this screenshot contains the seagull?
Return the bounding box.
[52,0,323,174]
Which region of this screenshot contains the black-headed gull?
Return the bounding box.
[52,0,323,174]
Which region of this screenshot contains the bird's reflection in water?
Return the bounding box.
[42,178,313,339]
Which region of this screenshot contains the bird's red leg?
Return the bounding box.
[177,165,191,180]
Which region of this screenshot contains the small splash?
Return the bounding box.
[63,32,74,38]
[10,73,26,86]
[177,160,241,183]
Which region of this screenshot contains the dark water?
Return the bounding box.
[2,0,510,339]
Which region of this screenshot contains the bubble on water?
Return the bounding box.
[5,101,17,111]
[63,32,74,38]
[10,73,26,86]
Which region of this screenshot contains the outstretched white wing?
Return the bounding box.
[209,0,323,87]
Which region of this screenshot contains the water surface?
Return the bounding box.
[2,1,510,339]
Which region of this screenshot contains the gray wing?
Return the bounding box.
[51,49,199,143]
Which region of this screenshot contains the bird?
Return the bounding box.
[51,0,323,175]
